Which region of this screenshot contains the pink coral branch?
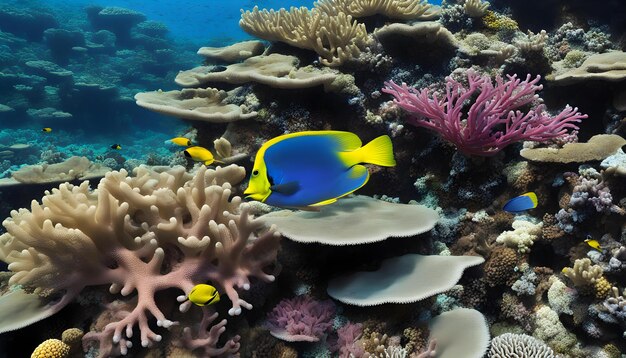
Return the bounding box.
[382,71,587,156]
[178,307,241,358]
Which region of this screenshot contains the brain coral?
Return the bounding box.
[488,333,555,358]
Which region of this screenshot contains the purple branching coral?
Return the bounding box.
[556,169,624,233]
[0,164,281,356]
[382,70,587,156]
[266,295,336,342]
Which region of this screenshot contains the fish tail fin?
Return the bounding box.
[356,135,396,167]
[523,192,538,208]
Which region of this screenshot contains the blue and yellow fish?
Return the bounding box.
[110,144,122,150]
[42,127,52,132]
[503,192,538,213]
[188,284,220,306]
[244,130,396,209]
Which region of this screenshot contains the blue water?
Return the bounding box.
[12,0,442,44]
[17,0,317,44]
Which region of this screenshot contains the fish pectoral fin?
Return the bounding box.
[270,181,300,195]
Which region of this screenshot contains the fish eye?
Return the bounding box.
[252,170,259,176]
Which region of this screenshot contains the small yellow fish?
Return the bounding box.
[183,146,222,166]
[188,284,220,306]
[585,238,602,252]
[170,137,192,147]
[111,144,121,150]
[42,127,52,132]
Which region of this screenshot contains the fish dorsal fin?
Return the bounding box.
[258,131,362,160]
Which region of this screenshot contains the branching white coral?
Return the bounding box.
[496,220,543,254]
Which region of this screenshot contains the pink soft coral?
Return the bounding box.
[266,295,336,342]
[382,71,587,156]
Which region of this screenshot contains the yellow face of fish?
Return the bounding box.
[243,156,271,202]
[188,284,220,306]
[184,146,215,165]
[171,137,192,147]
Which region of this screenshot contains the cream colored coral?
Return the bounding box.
[31,339,70,358]
[316,0,439,20]
[464,0,489,18]
[174,54,339,91]
[562,258,603,288]
[533,306,578,353]
[134,88,258,123]
[516,30,548,53]
[239,6,369,66]
[547,276,575,315]
[496,220,543,254]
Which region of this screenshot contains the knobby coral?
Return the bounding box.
[0,164,281,354]
[382,71,587,156]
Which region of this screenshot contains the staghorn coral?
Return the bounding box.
[173,307,241,358]
[239,6,369,67]
[0,164,281,355]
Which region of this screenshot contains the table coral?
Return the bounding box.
[0,164,281,354]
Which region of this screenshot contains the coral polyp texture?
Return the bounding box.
[266,295,336,342]
[239,5,369,67]
[382,71,587,156]
[0,164,280,354]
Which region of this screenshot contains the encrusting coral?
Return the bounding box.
[0,164,281,355]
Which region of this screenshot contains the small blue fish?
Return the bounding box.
[503,192,538,213]
[244,131,396,209]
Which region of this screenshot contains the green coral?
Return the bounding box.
[482,11,518,31]
[563,50,588,68]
